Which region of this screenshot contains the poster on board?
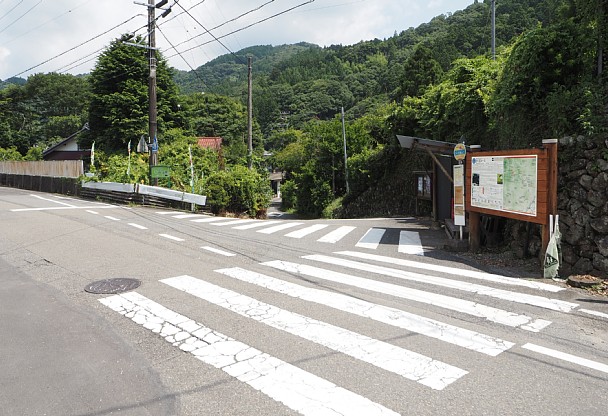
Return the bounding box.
[453,164,465,226]
[470,155,537,216]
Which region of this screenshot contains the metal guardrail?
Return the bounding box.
[80,181,206,207]
[0,174,206,211]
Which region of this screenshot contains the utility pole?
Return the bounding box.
[247,56,253,170]
[341,107,349,194]
[148,0,158,184]
[491,0,496,60]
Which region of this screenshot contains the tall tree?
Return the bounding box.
[88,34,179,151]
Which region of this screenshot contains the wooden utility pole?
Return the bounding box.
[247,56,253,170]
[148,0,158,184]
[491,0,496,60]
[341,107,349,194]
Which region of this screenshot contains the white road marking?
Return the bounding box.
[86,210,99,215]
[217,267,513,357]
[233,220,280,230]
[12,205,117,212]
[172,214,205,219]
[304,255,579,313]
[100,293,399,416]
[522,343,608,374]
[156,211,185,215]
[317,226,356,243]
[337,251,563,292]
[104,216,120,221]
[162,275,468,390]
[579,309,608,319]
[211,219,257,227]
[202,246,236,257]
[31,194,76,207]
[263,260,550,332]
[398,231,425,256]
[159,234,185,242]
[128,223,148,230]
[257,222,304,234]
[190,217,226,223]
[285,224,329,239]
[355,228,386,250]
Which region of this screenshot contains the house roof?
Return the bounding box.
[197,137,222,151]
[42,135,80,158]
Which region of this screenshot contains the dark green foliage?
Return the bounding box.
[88,35,180,151]
[204,165,272,217]
[0,74,90,154]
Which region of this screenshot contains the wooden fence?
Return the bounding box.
[0,160,84,178]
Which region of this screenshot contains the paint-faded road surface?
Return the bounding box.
[1,187,606,416]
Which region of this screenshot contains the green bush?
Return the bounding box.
[280,180,297,211]
[204,165,272,217]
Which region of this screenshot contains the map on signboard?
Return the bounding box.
[502,156,537,215]
[471,155,537,216]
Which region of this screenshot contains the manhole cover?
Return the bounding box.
[84,278,142,294]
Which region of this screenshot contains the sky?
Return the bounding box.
[0,0,474,80]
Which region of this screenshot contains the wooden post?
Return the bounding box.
[541,139,559,256]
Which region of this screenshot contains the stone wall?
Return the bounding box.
[557,136,608,278]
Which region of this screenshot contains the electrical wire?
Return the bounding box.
[8,14,143,79]
[167,0,315,60]
[0,0,25,23]
[4,0,93,46]
[174,0,246,64]
[0,0,43,34]
[157,23,208,90]
[167,0,275,52]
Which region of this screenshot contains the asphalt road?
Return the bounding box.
[1,187,607,416]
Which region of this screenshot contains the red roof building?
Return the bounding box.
[197,137,222,151]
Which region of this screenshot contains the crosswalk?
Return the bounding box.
[155,211,427,255]
[99,249,608,415]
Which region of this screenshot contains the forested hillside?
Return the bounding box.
[1,0,606,223]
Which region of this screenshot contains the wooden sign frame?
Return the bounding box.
[465,140,558,255]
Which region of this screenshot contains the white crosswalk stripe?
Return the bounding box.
[317,225,356,243]
[162,275,468,389]
[100,292,400,416]
[355,228,386,249]
[215,267,514,356]
[285,224,329,238]
[155,212,428,254]
[398,230,424,255]
[337,251,564,292]
[262,260,552,332]
[98,247,607,415]
[304,254,579,312]
[257,222,304,234]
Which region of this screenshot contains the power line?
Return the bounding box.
[4,0,93,46]
[0,0,43,34]
[157,23,208,90]
[0,0,25,23]
[174,0,246,64]
[168,0,315,61]
[168,0,275,52]
[8,14,143,79]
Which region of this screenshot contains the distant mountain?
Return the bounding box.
[173,42,319,95]
[0,77,26,89]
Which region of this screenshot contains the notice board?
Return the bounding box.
[466,148,549,224]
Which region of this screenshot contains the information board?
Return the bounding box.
[470,155,537,216]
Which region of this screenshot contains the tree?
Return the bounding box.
[88,34,179,151]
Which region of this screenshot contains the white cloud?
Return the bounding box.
[0,0,473,79]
